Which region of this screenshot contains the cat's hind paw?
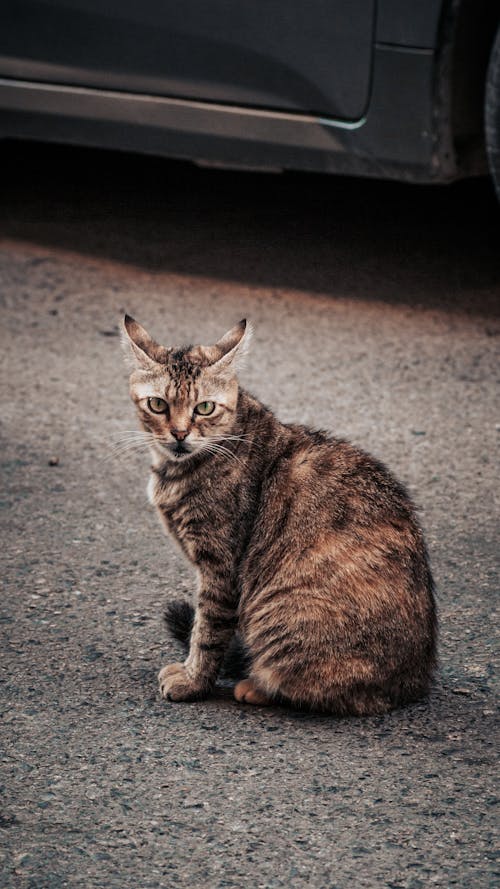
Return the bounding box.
[158,662,207,702]
[234,678,273,706]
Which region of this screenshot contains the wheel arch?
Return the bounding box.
[436,0,499,179]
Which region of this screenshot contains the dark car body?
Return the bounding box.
[0,1,498,184]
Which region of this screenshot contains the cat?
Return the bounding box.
[122,315,437,715]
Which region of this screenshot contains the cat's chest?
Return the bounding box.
[148,470,222,560]
[147,472,184,509]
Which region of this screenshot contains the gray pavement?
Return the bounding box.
[1,143,499,888]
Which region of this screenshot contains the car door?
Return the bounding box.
[0,0,375,121]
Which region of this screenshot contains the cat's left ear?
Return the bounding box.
[209,319,252,373]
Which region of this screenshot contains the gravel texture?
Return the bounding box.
[1,143,499,888]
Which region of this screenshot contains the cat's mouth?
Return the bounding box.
[168,441,193,460]
[153,437,198,461]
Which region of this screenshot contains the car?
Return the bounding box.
[0,1,499,196]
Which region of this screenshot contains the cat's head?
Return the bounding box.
[122,315,251,461]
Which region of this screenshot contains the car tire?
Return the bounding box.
[485,25,500,200]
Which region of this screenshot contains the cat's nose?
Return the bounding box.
[170,428,189,442]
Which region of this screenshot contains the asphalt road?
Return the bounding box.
[1,143,499,889]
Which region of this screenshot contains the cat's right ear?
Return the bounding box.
[121,315,168,369]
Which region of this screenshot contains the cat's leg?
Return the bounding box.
[159,570,236,702]
[245,656,395,715]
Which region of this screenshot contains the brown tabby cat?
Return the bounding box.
[122,315,437,715]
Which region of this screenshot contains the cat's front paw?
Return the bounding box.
[158,662,207,702]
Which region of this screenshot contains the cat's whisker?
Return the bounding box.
[205,433,261,452]
[208,433,251,439]
[102,448,146,463]
[107,440,152,451]
[110,429,154,444]
[108,431,154,444]
[109,441,155,455]
[200,442,245,466]
[107,433,154,447]
[109,441,151,453]
[101,438,154,464]
[210,431,254,438]
[208,435,253,444]
[108,441,153,453]
[109,427,152,435]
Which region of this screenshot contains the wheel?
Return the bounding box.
[485,24,500,200]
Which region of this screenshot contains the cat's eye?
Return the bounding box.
[148,397,168,414]
[195,401,215,416]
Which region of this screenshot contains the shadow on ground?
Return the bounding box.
[1,140,499,316]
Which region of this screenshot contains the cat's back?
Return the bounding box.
[250,423,418,540]
[240,422,433,610]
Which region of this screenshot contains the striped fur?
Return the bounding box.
[123,316,437,715]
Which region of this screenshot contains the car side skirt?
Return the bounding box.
[0,47,467,183]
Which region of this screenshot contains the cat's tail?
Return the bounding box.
[164,599,249,679]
